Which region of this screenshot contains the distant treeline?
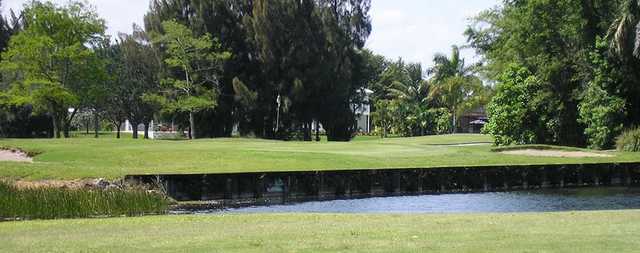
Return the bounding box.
[0,0,373,141]
[0,0,496,141]
[7,0,640,149]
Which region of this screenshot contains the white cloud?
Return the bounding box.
[366,0,499,70]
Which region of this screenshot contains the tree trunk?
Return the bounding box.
[383,125,387,138]
[303,122,311,141]
[85,121,89,134]
[63,108,78,138]
[63,124,70,138]
[52,114,60,139]
[94,112,100,138]
[116,121,121,139]
[189,112,196,139]
[451,107,457,134]
[315,121,320,142]
[143,122,150,139]
[132,121,139,139]
[452,114,457,134]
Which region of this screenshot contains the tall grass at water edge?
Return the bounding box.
[0,181,169,220]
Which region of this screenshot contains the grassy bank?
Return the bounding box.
[0,181,169,220]
[1,210,638,252]
[2,134,639,180]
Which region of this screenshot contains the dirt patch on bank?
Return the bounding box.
[500,149,613,158]
[11,178,125,190]
[0,149,33,163]
[12,179,93,189]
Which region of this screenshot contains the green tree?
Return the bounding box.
[372,59,410,101]
[386,63,434,136]
[95,38,129,139]
[145,0,258,138]
[428,46,485,133]
[145,0,371,141]
[153,20,231,139]
[467,0,620,146]
[371,99,393,138]
[0,1,105,138]
[429,76,486,133]
[387,62,428,104]
[120,27,163,139]
[578,39,626,149]
[607,0,640,126]
[231,77,258,136]
[429,46,474,84]
[0,0,27,138]
[484,65,549,146]
[608,0,640,60]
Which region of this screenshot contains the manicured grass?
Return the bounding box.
[0,210,638,252]
[2,134,639,180]
[0,181,169,220]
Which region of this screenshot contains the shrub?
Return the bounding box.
[616,128,640,152]
[0,181,170,220]
[429,108,452,135]
[483,65,547,146]
[578,39,626,150]
[578,83,625,149]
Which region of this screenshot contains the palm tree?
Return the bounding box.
[607,0,640,125]
[429,46,475,84]
[428,45,484,133]
[387,63,430,106]
[608,0,640,60]
[428,76,485,133]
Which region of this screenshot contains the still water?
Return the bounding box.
[201,187,640,214]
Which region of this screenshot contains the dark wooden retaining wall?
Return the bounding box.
[126,163,640,205]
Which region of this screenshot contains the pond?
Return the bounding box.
[175,187,640,214]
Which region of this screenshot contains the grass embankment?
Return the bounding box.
[0,181,169,220]
[1,134,638,180]
[0,210,638,252]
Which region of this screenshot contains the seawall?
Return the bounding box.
[127,162,640,206]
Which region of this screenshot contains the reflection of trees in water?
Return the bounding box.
[266,178,284,193]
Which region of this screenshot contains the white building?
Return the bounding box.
[121,120,155,139]
[354,88,373,133]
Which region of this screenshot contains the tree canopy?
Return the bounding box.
[467,0,640,149]
[1,1,105,138]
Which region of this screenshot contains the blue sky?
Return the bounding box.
[2,0,499,68]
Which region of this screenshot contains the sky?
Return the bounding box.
[2,0,499,68]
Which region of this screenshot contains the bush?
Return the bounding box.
[483,65,545,146]
[616,128,640,152]
[0,181,170,220]
[431,109,452,135]
[578,83,625,149]
[578,39,626,150]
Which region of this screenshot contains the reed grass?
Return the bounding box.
[617,127,640,152]
[0,181,169,220]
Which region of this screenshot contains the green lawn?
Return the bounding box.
[2,134,639,180]
[0,210,638,252]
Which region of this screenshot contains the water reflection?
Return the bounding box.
[220,187,640,214]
